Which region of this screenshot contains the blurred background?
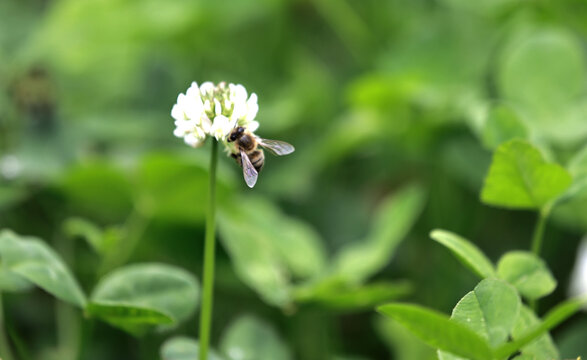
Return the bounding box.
[1,0,587,359]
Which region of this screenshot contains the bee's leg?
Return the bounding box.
[231,153,242,167]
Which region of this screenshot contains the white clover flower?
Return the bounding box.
[570,236,587,300]
[171,81,260,148]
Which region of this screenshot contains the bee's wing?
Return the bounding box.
[257,138,295,156]
[240,149,258,188]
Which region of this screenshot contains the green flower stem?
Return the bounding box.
[199,139,218,360]
[0,292,15,360]
[531,205,551,256]
[529,205,552,311]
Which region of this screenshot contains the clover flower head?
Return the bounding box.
[171,81,259,148]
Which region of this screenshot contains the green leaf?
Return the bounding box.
[218,196,326,308]
[60,162,133,223]
[62,217,124,265]
[497,28,587,144]
[91,263,199,334]
[0,230,86,307]
[137,153,214,224]
[511,305,559,360]
[220,315,292,360]
[497,251,557,300]
[499,29,585,108]
[480,139,572,209]
[85,303,173,336]
[217,209,291,307]
[452,279,520,347]
[375,317,438,360]
[481,104,528,149]
[438,279,521,360]
[334,184,426,283]
[0,270,32,293]
[377,303,493,360]
[294,280,412,311]
[436,350,465,360]
[430,229,496,278]
[557,317,587,359]
[160,337,225,360]
[495,295,587,359]
[551,145,587,229]
[0,185,27,210]
[238,197,327,279]
[62,217,105,254]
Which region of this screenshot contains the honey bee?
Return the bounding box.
[227,126,295,188]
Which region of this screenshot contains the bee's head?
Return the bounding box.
[227,126,245,142]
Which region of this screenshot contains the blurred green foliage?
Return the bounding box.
[1,0,587,359]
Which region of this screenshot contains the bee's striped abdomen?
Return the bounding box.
[248,150,264,172]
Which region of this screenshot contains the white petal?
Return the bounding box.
[194,126,207,139]
[173,127,185,137]
[200,82,214,95]
[246,93,259,120]
[183,119,199,131]
[232,101,246,120]
[203,99,212,113]
[184,133,204,148]
[186,101,204,120]
[214,99,223,115]
[186,82,199,97]
[201,115,212,134]
[211,115,231,140]
[246,121,259,132]
[171,103,185,121]
[212,115,229,129]
[229,117,239,129]
[233,84,247,102]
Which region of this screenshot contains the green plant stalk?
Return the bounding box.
[0,292,15,360]
[56,302,80,360]
[531,205,552,256]
[77,319,94,360]
[529,205,552,311]
[55,234,81,360]
[8,325,32,360]
[199,139,219,360]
